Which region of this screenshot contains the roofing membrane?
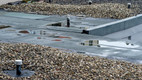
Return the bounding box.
[0,10,142,64]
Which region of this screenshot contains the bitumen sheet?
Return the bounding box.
[0,10,142,64]
[0,0,22,5]
[3,70,35,77]
[105,23,142,44]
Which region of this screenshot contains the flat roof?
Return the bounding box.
[0,10,142,64]
[0,0,22,5]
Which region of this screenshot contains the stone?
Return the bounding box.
[0,2,140,19]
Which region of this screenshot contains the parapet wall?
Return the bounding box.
[83,14,142,36]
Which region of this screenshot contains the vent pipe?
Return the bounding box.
[67,15,70,27]
[127,3,131,9]
[49,0,52,3]
[15,60,22,76]
[88,0,92,5]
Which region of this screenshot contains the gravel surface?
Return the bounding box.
[0,2,140,19]
[0,43,142,79]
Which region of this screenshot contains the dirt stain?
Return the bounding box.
[52,39,62,41]
[37,37,41,39]
[19,30,29,34]
[0,25,11,29]
[52,36,71,39]
[58,36,71,39]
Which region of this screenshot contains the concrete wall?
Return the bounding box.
[83,14,142,36]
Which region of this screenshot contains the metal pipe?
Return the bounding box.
[128,36,131,40]
[88,0,92,5]
[49,0,52,3]
[127,3,131,9]
[67,15,70,27]
[15,60,22,76]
